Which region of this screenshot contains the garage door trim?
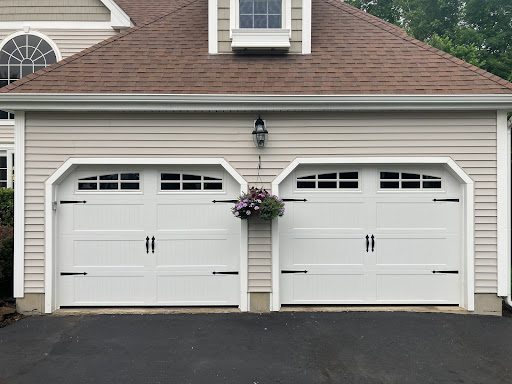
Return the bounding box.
[44,158,248,314]
[271,157,474,312]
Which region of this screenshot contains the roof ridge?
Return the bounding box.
[0,0,199,94]
[326,0,512,92]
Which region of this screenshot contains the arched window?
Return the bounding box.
[0,33,58,120]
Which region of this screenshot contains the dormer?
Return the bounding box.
[209,0,311,54]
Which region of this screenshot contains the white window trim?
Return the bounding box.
[296,171,360,191]
[271,157,475,312]
[230,0,292,50]
[159,172,225,193]
[42,158,248,314]
[1,31,62,126]
[77,171,142,192]
[0,145,14,189]
[0,30,63,63]
[230,0,292,34]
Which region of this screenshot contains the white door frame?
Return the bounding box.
[44,158,248,314]
[271,157,475,312]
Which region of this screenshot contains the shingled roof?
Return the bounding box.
[114,0,183,25]
[2,0,512,95]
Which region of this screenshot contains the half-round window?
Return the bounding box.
[0,33,58,120]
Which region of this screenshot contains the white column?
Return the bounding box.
[13,111,25,298]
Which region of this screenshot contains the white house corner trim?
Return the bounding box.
[271,156,475,311]
[208,0,218,54]
[497,111,511,297]
[302,0,312,54]
[13,112,25,298]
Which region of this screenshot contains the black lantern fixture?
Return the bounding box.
[252,116,268,148]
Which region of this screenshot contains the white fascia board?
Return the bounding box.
[2,94,512,112]
[102,0,133,28]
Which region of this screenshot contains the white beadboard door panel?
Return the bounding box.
[56,165,240,307]
[279,165,462,305]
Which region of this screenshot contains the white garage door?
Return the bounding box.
[279,165,462,305]
[57,165,241,307]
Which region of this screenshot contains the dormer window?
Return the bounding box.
[239,0,282,29]
[230,0,291,51]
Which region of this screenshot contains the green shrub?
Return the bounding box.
[0,226,14,280]
[0,188,14,280]
[0,188,14,226]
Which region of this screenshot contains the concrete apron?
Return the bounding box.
[51,306,470,316]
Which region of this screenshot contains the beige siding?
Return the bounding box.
[24,111,498,295]
[0,0,110,22]
[42,29,118,58]
[290,0,302,53]
[217,0,303,53]
[217,0,231,53]
[0,124,14,144]
[248,217,272,292]
[0,29,118,59]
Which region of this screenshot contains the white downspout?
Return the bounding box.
[506,117,512,307]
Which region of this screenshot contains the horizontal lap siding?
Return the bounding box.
[0,124,14,144]
[0,0,110,22]
[24,111,497,294]
[0,30,118,60]
[38,29,119,58]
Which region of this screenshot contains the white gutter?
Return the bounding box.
[2,94,512,112]
[507,116,512,308]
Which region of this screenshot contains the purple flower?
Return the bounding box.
[254,206,260,210]
[246,210,252,215]
[234,211,240,217]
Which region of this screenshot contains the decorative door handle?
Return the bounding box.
[366,235,369,253]
[151,236,155,253]
[371,235,375,252]
[146,236,149,254]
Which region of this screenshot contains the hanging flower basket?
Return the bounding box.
[232,187,285,221]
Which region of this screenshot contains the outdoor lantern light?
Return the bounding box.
[252,116,268,148]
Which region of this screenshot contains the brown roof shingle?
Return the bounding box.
[3,0,512,95]
[115,0,183,25]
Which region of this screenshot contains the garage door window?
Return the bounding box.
[380,172,441,190]
[161,173,223,191]
[297,172,359,189]
[78,173,140,191]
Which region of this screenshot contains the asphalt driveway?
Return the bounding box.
[1,311,511,384]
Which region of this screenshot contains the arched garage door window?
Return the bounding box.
[0,33,58,120]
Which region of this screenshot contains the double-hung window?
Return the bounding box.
[239,0,282,29]
[231,0,291,50]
